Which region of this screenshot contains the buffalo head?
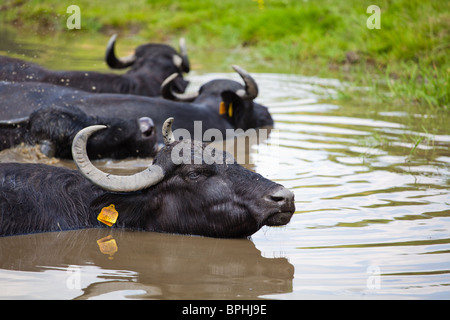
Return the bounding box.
[72,118,295,238]
[161,66,274,129]
[105,34,189,94]
[27,105,157,159]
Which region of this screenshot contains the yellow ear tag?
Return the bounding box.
[228,102,233,117]
[97,204,118,227]
[219,101,226,115]
[97,235,118,259]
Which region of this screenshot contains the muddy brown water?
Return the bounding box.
[0,31,449,299]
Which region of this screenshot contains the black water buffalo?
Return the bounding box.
[0,104,157,159]
[0,66,273,144]
[0,34,189,96]
[161,65,273,129]
[0,119,295,238]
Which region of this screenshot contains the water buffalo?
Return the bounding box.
[162,65,273,129]
[0,104,157,159]
[0,119,295,238]
[0,34,189,96]
[0,66,273,144]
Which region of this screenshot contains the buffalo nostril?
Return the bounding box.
[138,117,155,137]
[266,187,294,204]
[142,127,154,137]
[270,196,284,202]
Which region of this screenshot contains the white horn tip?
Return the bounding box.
[231,65,242,72]
[162,117,175,145]
[161,73,179,88]
[107,34,117,46]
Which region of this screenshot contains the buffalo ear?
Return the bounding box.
[220,91,247,126]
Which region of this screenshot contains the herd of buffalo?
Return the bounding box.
[0,35,295,238]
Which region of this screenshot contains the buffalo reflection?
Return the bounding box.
[0,229,293,299]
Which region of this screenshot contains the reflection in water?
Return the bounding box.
[97,235,118,258]
[0,229,294,299]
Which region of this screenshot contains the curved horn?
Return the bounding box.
[162,117,175,145]
[232,65,259,100]
[178,38,190,73]
[105,34,136,69]
[161,73,199,101]
[71,125,164,192]
[0,117,29,128]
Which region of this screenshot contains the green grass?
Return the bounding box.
[0,0,448,111]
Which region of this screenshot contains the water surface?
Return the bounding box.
[0,30,449,299]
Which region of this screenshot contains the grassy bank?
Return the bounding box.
[0,0,448,111]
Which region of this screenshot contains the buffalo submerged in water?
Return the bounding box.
[0,119,295,238]
[0,34,190,96]
[0,104,157,159]
[0,65,273,145]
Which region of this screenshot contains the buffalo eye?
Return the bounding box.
[187,171,201,181]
